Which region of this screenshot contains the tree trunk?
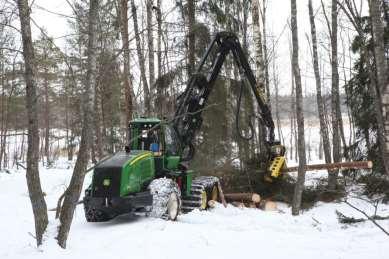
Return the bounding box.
[308,0,332,167]
[289,43,295,161]
[17,0,48,246]
[329,0,341,190]
[94,84,103,160]
[118,0,133,136]
[262,0,271,104]
[187,0,195,77]
[131,0,150,115]
[272,41,282,142]
[252,0,267,153]
[0,51,6,169]
[43,64,50,164]
[155,0,163,117]
[57,0,98,248]
[290,0,307,216]
[146,0,155,96]
[252,0,265,89]
[370,0,389,176]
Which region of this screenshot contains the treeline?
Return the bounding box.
[0,0,387,176]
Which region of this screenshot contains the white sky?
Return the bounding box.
[26,0,365,96]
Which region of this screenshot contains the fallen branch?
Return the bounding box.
[49,199,83,213]
[336,210,365,223]
[343,200,389,236]
[16,162,26,170]
[55,191,66,219]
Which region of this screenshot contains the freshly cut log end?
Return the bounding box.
[252,194,261,203]
[367,161,373,169]
[259,200,277,211]
[208,200,217,208]
[264,201,277,211]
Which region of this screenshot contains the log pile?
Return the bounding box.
[224,193,261,204]
[209,192,277,211]
[207,161,372,211]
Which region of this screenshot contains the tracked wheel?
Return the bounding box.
[182,176,219,213]
[84,202,114,222]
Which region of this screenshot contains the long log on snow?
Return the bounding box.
[224,193,261,204]
[282,161,372,173]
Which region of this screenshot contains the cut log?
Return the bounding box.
[224,193,261,204]
[259,200,277,211]
[208,200,217,208]
[264,201,277,211]
[282,161,372,173]
[216,181,228,208]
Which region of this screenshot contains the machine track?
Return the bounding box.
[182,176,219,213]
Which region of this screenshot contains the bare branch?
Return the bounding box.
[344,200,389,236]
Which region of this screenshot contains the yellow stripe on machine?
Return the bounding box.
[269,156,286,178]
[129,152,152,166]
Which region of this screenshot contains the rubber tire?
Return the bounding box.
[84,204,114,222]
[149,178,181,221]
[166,192,180,220]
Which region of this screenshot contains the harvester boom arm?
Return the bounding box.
[172,32,275,161]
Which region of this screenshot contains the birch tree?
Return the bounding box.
[155,0,163,116]
[146,0,155,93]
[118,0,133,131]
[252,0,267,153]
[252,0,265,89]
[261,0,270,103]
[131,0,151,115]
[308,0,331,173]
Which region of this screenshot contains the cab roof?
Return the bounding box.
[130,117,161,125]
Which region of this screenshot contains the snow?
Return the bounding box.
[1,160,389,259]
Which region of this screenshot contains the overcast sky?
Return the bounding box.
[26,0,365,96]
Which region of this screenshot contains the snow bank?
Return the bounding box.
[0,166,388,259]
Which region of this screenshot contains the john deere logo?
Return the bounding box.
[103,179,111,186]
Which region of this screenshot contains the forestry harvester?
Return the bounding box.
[83,32,286,222]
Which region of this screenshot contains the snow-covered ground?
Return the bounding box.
[1,160,388,259]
